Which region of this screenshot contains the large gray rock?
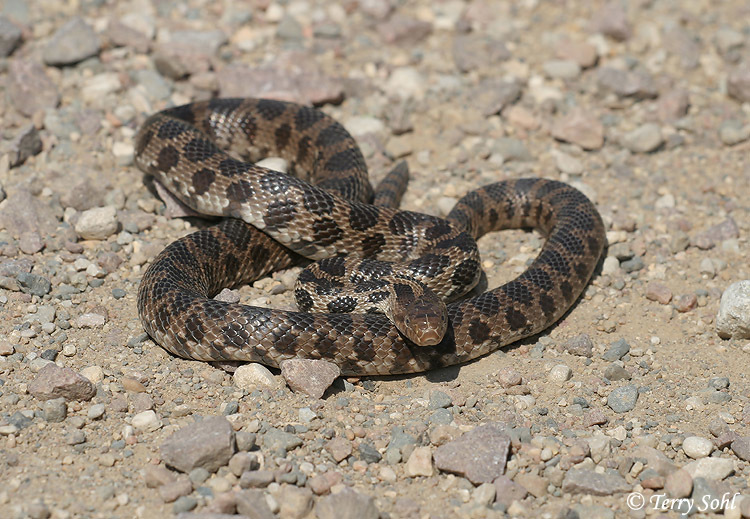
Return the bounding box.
[43,17,100,65]
[7,60,60,116]
[160,416,236,473]
[433,422,511,484]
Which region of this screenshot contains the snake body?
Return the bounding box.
[135,99,606,375]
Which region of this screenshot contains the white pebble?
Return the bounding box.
[682,436,713,459]
[298,407,317,423]
[601,256,620,275]
[74,206,119,240]
[548,364,572,383]
[87,404,106,420]
[233,363,280,391]
[132,410,162,432]
[717,280,750,340]
[81,365,104,384]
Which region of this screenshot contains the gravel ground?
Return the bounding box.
[1,0,750,518]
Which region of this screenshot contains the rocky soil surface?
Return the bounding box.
[1,0,750,518]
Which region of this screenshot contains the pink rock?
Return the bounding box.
[280,358,340,399]
[28,363,96,402]
[551,109,604,150]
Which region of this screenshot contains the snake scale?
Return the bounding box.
[135,98,606,376]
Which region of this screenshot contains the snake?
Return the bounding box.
[135,98,606,376]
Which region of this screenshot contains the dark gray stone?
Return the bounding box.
[607,385,638,413]
[17,272,51,296]
[602,339,630,361]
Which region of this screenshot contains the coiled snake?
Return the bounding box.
[135,98,605,375]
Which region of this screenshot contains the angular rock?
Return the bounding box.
[43,17,101,66]
[0,16,22,57]
[497,367,522,387]
[657,89,690,122]
[42,398,68,423]
[682,457,734,480]
[562,469,630,495]
[556,39,598,68]
[217,53,343,105]
[597,67,658,99]
[7,60,60,116]
[731,437,750,461]
[75,206,119,240]
[280,359,340,399]
[239,470,274,489]
[160,416,236,473]
[107,19,151,53]
[132,410,162,432]
[261,427,303,453]
[602,339,630,361]
[377,15,432,45]
[433,422,511,484]
[315,487,379,519]
[325,437,352,463]
[279,485,313,519]
[16,273,51,296]
[28,363,96,401]
[692,218,739,250]
[603,364,631,382]
[493,475,528,507]
[665,468,693,498]
[663,23,700,69]
[727,64,750,103]
[308,471,342,495]
[645,282,673,304]
[551,109,604,150]
[159,478,192,503]
[233,363,279,391]
[471,79,522,117]
[622,123,664,153]
[235,489,274,519]
[718,120,750,146]
[144,465,177,488]
[607,385,638,413]
[716,280,750,340]
[228,452,259,477]
[153,30,226,79]
[452,34,510,73]
[563,334,594,357]
[515,473,547,498]
[405,446,433,477]
[590,1,631,41]
[0,189,61,238]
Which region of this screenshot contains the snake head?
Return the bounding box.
[395,288,449,347]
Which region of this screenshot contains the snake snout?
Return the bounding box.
[398,299,449,347]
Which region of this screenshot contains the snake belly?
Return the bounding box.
[135,98,606,375]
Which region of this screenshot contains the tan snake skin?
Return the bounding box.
[135,98,606,375]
